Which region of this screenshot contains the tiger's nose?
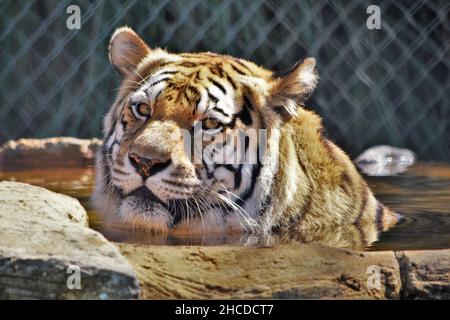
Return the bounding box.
[129,153,172,178]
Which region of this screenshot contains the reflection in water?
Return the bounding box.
[1,163,449,251]
[365,164,450,251]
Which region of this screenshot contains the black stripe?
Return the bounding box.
[233,165,243,189]
[120,113,128,130]
[185,85,200,105]
[207,90,219,103]
[208,77,227,94]
[193,96,200,114]
[243,95,254,110]
[216,164,243,190]
[202,159,215,179]
[353,188,370,246]
[273,106,286,116]
[105,122,116,140]
[162,179,195,189]
[101,144,112,185]
[178,61,197,68]
[186,86,201,114]
[236,102,253,126]
[235,164,261,206]
[132,187,168,210]
[171,209,183,226]
[212,106,230,118]
[230,64,246,75]
[100,134,127,202]
[244,136,250,152]
[353,187,369,228]
[113,167,129,176]
[376,202,384,232]
[225,73,237,89]
[157,70,178,76]
[149,160,172,177]
[115,156,124,167]
[187,85,200,96]
[100,146,125,201]
[150,77,170,88]
[138,60,173,77]
[232,59,252,73]
[226,100,253,128]
[154,89,163,102]
[194,70,201,81]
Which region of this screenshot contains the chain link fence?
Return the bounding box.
[0,0,449,160]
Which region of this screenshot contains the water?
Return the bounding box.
[1,163,449,251]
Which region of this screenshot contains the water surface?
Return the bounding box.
[1,163,449,251]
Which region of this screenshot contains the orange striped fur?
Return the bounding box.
[92,27,398,249]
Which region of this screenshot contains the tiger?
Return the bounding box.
[92,26,399,249]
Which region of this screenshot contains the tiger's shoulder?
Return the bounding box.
[268,107,399,248]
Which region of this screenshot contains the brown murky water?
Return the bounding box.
[1,163,449,251]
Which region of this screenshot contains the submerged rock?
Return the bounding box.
[0,137,101,170]
[0,182,139,299]
[355,145,416,176]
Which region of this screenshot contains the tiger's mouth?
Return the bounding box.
[117,182,239,233]
[130,186,166,207]
[128,186,205,227]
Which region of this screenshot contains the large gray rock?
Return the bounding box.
[0,137,101,170]
[396,250,450,299]
[0,182,139,299]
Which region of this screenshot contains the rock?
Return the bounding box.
[0,137,101,170]
[396,250,450,299]
[0,182,140,299]
[355,145,416,176]
[117,243,401,299]
[0,181,88,227]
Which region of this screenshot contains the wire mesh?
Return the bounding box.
[0,0,449,160]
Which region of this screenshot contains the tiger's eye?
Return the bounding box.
[137,103,151,116]
[203,118,221,130]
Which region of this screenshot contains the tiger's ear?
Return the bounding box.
[109,26,151,77]
[269,57,318,120]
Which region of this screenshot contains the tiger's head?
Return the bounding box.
[93,27,318,234]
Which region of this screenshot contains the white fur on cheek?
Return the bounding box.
[212,166,234,190]
[111,154,143,194]
[109,122,143,195]
[144,170,176,203]
[111,144,120,161]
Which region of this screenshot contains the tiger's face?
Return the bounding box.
[93,27,317,234]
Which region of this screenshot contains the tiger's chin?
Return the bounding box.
[103,186,244,234]
[115,187,173,233]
